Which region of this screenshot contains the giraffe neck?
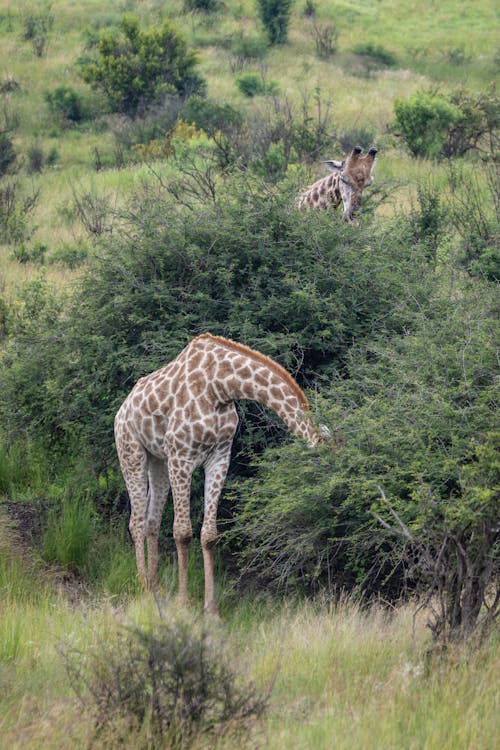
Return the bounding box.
[194,335,321,446]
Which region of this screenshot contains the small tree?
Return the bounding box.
[81,16,206,117]
[257,0,294,45]
[393,86,500,159]
[393,90,459,158]
[45,86,84,123]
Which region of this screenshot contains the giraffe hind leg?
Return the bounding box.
[117,441,149,589]
[145,454,170,590]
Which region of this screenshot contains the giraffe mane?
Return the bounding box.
[195,333,311,411]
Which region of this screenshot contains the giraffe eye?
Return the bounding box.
[340,176,352,186]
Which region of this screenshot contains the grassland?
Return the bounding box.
[0,0,498,288]
[1,524,499,750]
[0,2,498,747]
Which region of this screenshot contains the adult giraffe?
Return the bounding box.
[115,333,327,614]
[298,146,378,225]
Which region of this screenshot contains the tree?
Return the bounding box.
[256,0,294,45]
[393,86,500,159]
[393,90,460,159]
[80,17,205,116]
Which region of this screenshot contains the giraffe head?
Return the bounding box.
[324,147,377,226]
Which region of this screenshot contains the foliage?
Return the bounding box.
[80,16,205,116]
[443,85,500,158]
[48,240,89,269]
[0,130,16,176]
[42,491,97,573]
[0,181,39,244]
[402,431,499,642]
[0,182,429,472]
[393,90,460,158]
[63,619,268,748]
[209,89,335,174]
[21,3,54,57]
[447,160,500,281]
[11,241,48,265]
[393,86,500,159]
[231,277,499,639]
[309,19,338,59]
[353,42,397,68]
[45,85,84,123]
[236,71,279,97]
[183,0,221,11]
[256,0,294,45]
[181,95,244,138]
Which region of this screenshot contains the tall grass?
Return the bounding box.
[0,588,497,750]
[41,490,97,572]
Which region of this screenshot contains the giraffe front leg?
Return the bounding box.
[167,455,194,609]
[202,447,232,616]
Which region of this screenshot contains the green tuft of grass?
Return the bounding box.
[41,491,97,573]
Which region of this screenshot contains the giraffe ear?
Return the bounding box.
[323,160,344,173]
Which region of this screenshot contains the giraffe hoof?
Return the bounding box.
[203,602,219,617]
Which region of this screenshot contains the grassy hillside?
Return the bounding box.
[0,0,498,288]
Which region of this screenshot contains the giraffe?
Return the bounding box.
[114,333,327,614]
[298,146,378,226]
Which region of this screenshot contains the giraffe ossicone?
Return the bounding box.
[114,333,326,614]
[298,146,378,225]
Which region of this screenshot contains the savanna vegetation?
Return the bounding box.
[0,0,498,747]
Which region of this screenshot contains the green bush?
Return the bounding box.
[230,32,269,68]
[80,16,206,116]
[393,90,460,158]
[236,71,279,97]
[181,95,244,136]
[0,180,428,471]
[232,278,499,628]
[393,86,500,159]
[353,42,397,68]
[257,0,294,45]
[0,130,16,176]
[183,0,221,11]
[45,85,84,123]
[11,242,48,265]
[48,241,88,269]
[0,181,38,244]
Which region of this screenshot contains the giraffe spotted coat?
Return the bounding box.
[114,333,326,614]
[298,146,378,225]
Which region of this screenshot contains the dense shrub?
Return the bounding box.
[230,32,269,70]
[0,177,429,470]
[232,279,499,634]
[45,86,84,123]
[393,91,460,158]
[236,71,279,97]
[181,95,244,137]
[80,16,205,116]
[0,130,16,176]
[393,86,500,159]
[353,42,397,68]
[183,0,221,11]
[257,0,294,45]
[0,181,39,244]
